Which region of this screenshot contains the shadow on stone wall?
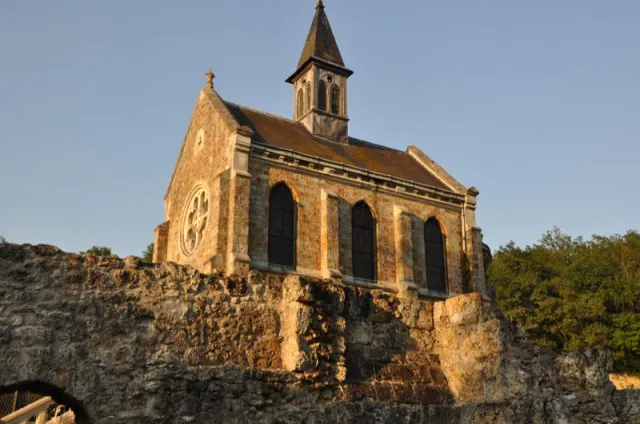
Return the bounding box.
[342,287,452,404]
[280,272,453,405]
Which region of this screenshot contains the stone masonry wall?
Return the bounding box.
[248,159,466,295]
[1,243,638,423]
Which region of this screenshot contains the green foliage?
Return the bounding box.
[142,243,154,263]
[489,228,640,372]
[82,246,112,256]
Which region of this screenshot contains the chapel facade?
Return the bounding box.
[153,0,487,298]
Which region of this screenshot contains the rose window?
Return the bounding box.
[182,188,209,255]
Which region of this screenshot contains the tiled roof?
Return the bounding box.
[224,101,449,191]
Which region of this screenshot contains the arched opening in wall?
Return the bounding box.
[424,217,447,293]
[330,84,341,115]
[318,79,327,111]
[352,201,376,281]
[268,183,296,268]
[305,81,311,112]
[297,88,304,119]
[0,381,90,424]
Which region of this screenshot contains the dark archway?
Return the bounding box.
[352,201,376,281]
[424,217,447,293]
[268,183,296,267]
[0,381,90,424]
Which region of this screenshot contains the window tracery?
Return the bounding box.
[181,187,209,255]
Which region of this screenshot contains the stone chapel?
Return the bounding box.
[153,0,487,298]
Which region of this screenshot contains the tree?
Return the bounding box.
[82,246,112,256]
[142,243,154,263]
[489,228,640,372]
[0,235,6,243]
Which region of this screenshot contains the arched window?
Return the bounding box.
[318,79,327,111]
[268,183,296,267]
[305,81,311,111]
[297,88,304,118]
[425,218,447,292]
[352,201,376,280]
[331,84,341,114]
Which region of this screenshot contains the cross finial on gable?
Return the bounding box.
[205,69,215,89]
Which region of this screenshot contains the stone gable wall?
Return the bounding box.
[1,243,638,423]
[159,91,232,271]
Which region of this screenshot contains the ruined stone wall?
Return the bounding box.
[159,90,232,272]
[278,274,451,404]
[248,159,466,295]
[1,243,638,424]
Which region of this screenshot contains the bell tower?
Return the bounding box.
[286,0,353,143]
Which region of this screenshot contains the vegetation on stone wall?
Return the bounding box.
[81,246,112,256]
[142,243,154,263]
[489,228,640,373]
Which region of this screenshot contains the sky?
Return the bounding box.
[0,0,638,257]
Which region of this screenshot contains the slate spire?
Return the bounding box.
[286,0,352,83]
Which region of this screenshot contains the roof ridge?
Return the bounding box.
[348,136,404,153]
[224,100,405,153]
[223,100,302,126]
[223,100,452,192]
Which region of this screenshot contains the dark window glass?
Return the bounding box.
[305,82,311,111]
[318,80,327,111]
[297,89,304,118]
[425,218,447,292]
[268,183,296,267]
[352,201,376,280]
[331,84,341,114]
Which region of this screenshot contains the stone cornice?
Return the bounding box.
[250,142,466,208]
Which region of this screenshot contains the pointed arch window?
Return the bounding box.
[305,81,311,112]
[318,79,327,111]
[352,201,376,281]
[331,84,341,115]
[425,218,447,292]
[268,183,296,267]
[297,88,304,119]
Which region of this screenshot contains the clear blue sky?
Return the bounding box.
[0,1,638,257]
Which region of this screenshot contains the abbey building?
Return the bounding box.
[153,1,487,298]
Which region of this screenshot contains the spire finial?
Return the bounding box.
[205,69,215,89]
[316,0,324,9]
